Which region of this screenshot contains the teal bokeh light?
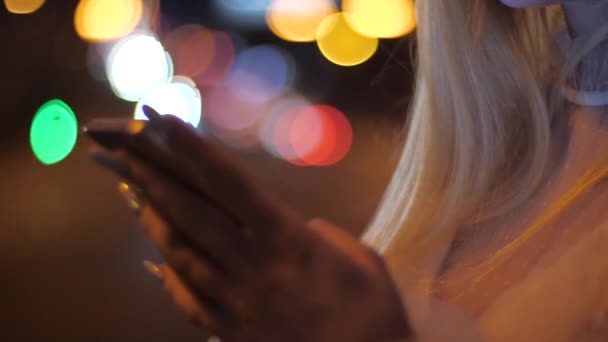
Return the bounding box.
[30,99,78,165]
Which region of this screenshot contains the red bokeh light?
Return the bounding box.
[273,104,353,166]
[273,105,308,165]
[316,105,353,166]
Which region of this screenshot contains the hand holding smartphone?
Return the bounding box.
[84,106,181,183]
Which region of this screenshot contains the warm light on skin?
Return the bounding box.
[4,0,45,14]
[266,0,337,42]
[316,13,379,67]
[127,120,146,134]
[342,0,416,38]
[74,0,143,42]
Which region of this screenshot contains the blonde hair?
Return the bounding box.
[363,1,564,259]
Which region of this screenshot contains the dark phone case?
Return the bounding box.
[83,118,140,150]
[84,118,182,181]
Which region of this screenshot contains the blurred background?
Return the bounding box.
[0,0,415,340]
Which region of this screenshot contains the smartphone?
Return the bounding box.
[84,105,167,154]
[85,115,237,224]
[84,117,180,182]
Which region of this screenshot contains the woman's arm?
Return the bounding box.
[94,115,412,342]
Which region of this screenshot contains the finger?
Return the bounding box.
[307,218,379,270]
[90,148,137,184]
[120,150,249,269]
[142,105,162,121]
[139,205,229,298]
[159,115,305,235]
[307,218,356,250]
[160,264,226,336]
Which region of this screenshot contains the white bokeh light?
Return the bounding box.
[134,76,202,127]
[106,33,173,101]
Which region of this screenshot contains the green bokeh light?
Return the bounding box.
[30,99,78,165]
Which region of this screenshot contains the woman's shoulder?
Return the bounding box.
[479,218,608,341]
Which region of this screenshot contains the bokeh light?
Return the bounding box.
[321,106,353,165]
[259,95,311,160]
[4,0,45,14]
[290,105,353,166]
[259,98,352,166]
[265,0,337,42]
[163,24,215,80]
[214,0,270,26]
[74,0,143,42]
[30,99,78,165]
[106,33,173,102]
[316,13,379,67]
[202,85,270,149]
[194,31,236,87]
[134,76,202,127]
[226,45,294,103]
[204,85,267,133]
[342,0,416,38]
[215,0,270,13]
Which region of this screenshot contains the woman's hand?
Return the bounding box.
[95,115,412,342]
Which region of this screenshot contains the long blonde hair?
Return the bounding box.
[363,1,563,258]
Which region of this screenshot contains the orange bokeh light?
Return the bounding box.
[4,0,45,14]
[266,0,337,42]
[74,0,143,42]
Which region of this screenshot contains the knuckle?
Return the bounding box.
[162,278,173,292]
[146,182,169,204]
[126,160,150,185]
[185,309,202,326]
[188,262,211,284]
[137,208,155,232]
[169,248,213,287]
[169,248,194,278]
[164,231,184,249]
[363,245,385,266]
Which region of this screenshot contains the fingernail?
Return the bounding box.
[142,106,174,139]
[118,181,142,213]
[143,260,163,279]
[142,105,162,122]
